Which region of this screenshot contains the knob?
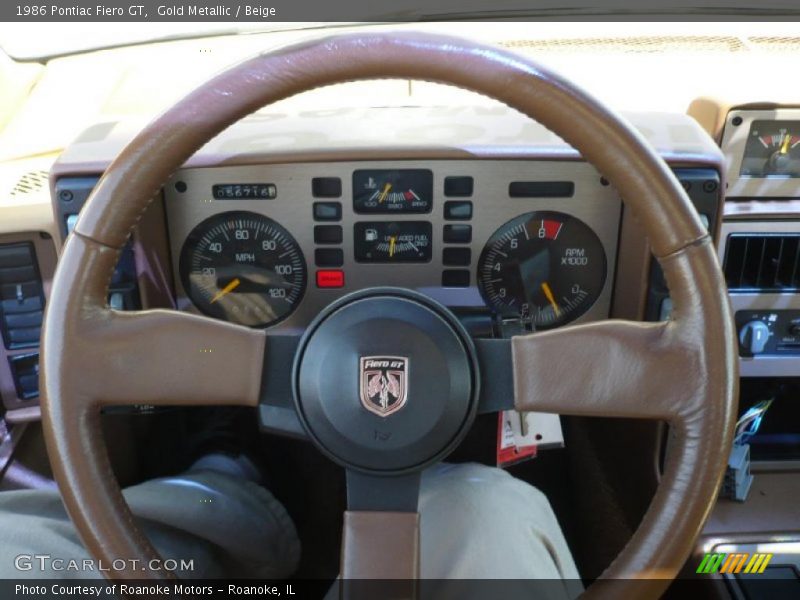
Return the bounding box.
[788,318,800,337]
[739,321,771,355]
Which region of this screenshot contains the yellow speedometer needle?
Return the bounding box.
[210,278,240,304]
[389,236,397,258]
[541,282,561,316]
[781,133,792,154]
[378,183,392,203]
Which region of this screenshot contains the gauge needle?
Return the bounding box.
[378,183,392,203]
[541,282,561,316]
[781,133,792,155]
[389,236,397,258]
[210,278,241,304]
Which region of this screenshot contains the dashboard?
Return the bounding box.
[0,106,724,419]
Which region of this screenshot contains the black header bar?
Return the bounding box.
[3,1,800,22]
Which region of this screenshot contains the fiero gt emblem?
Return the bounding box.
[359,356,409,417]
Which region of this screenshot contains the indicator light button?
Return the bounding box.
[442,270,470,287]
[444,176,474,197]
[314,225,343,244]
[316,270,345,288]
[313,202,342,221]
[443,247,471,266]
[443,224,472,243]
[315,248,344,267]
[312,177,342,198]
[444,201,472,220]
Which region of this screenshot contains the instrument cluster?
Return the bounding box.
[166,161,621,333]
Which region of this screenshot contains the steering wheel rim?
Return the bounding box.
[40,31,738,595]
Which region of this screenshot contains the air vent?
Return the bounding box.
[747,37,800,52]
[500,36,746,54]
[724,234,800,292]
[9,170,49,198]
[0,243,45,349]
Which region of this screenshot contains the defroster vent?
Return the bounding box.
[0,242,45,349]
[724,234,800,292]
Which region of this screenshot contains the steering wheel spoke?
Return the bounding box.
[259,334,307,439]
[81,309,265,408]
[341,470,421,583]
[474,338,516,414]
[45,233,266,410]
[476,318,700,422]
[513,319,697,422]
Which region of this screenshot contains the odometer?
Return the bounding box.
[477,211,606,329]
[179,212,307,327]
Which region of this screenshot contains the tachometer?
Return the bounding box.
[477,211,606,329]
[179,211,307,327]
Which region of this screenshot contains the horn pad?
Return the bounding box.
[292,289,479,474]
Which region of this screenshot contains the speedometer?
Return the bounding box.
[477,211,606,329]
[179,211,307,327]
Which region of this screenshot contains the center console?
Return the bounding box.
[688,100,800,597]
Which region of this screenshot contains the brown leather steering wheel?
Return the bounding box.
[41,32,737,597]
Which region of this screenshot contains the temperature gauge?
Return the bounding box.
[353,169,433,213]
[354,222,432,263]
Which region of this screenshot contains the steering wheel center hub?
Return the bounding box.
[292,289,479,474]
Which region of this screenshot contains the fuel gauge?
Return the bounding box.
[741,120,800,178]
[354,222,432,263]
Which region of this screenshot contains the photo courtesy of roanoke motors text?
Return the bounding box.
[1,1,800,599]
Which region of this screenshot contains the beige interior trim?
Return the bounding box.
[341,511,420,580]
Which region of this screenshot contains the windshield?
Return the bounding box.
[0,23,339,60]
[3,7,800,59]
[2,21,800,163]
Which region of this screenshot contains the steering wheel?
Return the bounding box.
[41,32,737,597]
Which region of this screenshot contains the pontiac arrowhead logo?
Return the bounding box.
[359,356,409,417]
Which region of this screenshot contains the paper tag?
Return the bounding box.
[496,410,565,467]
[515,411,565,449]
[496,411,537,467]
